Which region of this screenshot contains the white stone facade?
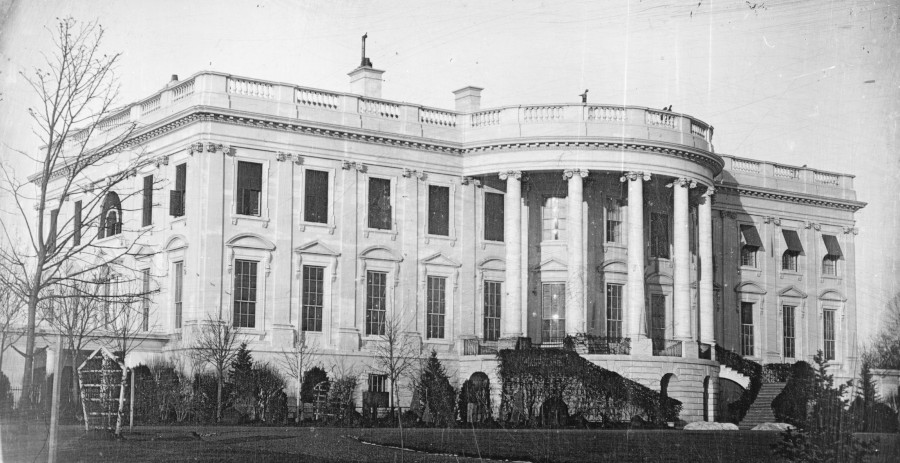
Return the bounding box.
[13,67,864,422]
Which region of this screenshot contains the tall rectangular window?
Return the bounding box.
[142,175,153,227]
[366,271,387,335]
[741,302,754,356]
[822,256,838,276]
[606,198,623,244]
[541,197,567,241]
[606,283,624,338]
[233,260,258,328]
[824,309,836,360]
[237,161,263,216]
[142,269,150,331]
[174,262,183,328]
[47,209,59,253]
[783,305,795,358]
[368,178,392,230]
[368,374,387,393]
[427,276,447,339]
[650,294,666,342]
[541,283,566,342]
[428,185,450,236]
[301,265,324,332]
[73,200,82,246]
[484,192,504,242]
[304,169,329,224]
[483,281,501,341]
[650,213,670,258]
[170,163,186,217]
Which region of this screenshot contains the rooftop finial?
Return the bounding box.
[360,33,373,67]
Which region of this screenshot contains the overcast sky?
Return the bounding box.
[1,0,897,342]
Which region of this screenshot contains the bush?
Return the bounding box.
[300,366,329,403]
[414,351,457,427]
[0,372,13,412]
[762,363,794,383]
[771,361,815,426]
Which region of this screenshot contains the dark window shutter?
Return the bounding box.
[175,163,186,192]
[368,178,392,230]
[428,185,449,236]
[48,209,59,252]
[143,175,153,227]
[237,161,263,216]
[484,192,504,241]
[304,169,329,223]
[169,190,184,217]
[73,201,82,246]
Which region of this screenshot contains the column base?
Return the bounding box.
[498,336,531,351]
[630,337,653,357]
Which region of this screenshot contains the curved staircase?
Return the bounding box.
[738,382,787,430]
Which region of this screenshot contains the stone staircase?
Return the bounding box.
[739,382,786,430]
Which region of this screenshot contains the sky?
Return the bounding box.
[0,0,898,342]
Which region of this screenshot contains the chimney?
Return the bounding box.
[453,86,483,113]
[349,33,384,98]
[166,74,179,88]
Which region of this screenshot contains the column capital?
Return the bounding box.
[701,185,716,197]
[619,171,651,182]
[499,170,523,181]
[562,168,589,180]
[667,177,698,189]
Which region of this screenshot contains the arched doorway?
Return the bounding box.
[660,373,678,423]
[462,372,491,423]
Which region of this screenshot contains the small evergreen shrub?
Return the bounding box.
[300,366,329,403]
[414,351,457,427]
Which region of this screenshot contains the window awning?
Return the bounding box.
[782,229,804,254]
[822,234,843,257]
[740,225,763,248]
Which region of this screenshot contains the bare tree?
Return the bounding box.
[0,17,159,404]
[370,314,421,413]
[277,331,319,422]
[103,269,153,360]
[863,293,900,370]
[0,260,25,375]
[191,312,243,422]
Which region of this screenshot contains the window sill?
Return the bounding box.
[821,274,841,281]
[231,214,270,228]
[779,271,803,280]
[364,227,398,241]
[425,234,456,246]
[299,221,335,234]
[95,234,124,246]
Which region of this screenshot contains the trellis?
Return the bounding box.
[77,347,127,433]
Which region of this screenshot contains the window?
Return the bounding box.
[783,305,795,358]
[541,283,566,342]
[741,302,754,356]
[606,198,623,244]
[236,161,263,216]
[368,178,392,230]
[606,284,624,338]
[301,266,324,332]
[365,271,387,336]
[174,262,183,328]
[650,294,666,343]
[170,163,186,217]
[304,169,329,224]
[821,234,842,276]
[368,374,387,393]
[142,175,153,227]
[484,192,504,242]
[650,213,669,258]
[428,185,450,236]
[427,276,447,339]
[782,251,798,271]
[741,245,758,267]
[541,197,567,241]
[823,309,836,360]
[233,260,258,328]
[822,256,838,276]
[47,209,59,253]
[99,192,122,238]
[73,200,82,246]
[483,281,501,341]
[142,269,150,331]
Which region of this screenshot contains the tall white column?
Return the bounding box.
[699,186,715,345]
[564,169,588,335]
[500,170,523,338]
[672,177,695,342]
[622,171,650,344]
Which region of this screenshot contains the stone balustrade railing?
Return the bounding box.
[720,155,855,193]
[72,71,721,155]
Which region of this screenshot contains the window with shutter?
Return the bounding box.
[73,201,82,246]
[236,161,263,216]
[428,185,449,236]
[142,175,153,226]
[171,164,186,217]
[483,192,504,242]
[650,213,669,258]
[304,169,329,224]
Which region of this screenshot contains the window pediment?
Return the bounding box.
[359,245,402,262]
[819,289,846,302]
[226,233,275,251]
[598,259,627,275]
[421,252,461,268]
[294,240,340,257]
[478,257,505,272]
[646,272,673,286]
[735,282,767,295]
[531,257,567,273]
[779,285,808,299]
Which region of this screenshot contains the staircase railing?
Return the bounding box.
[715,345,763,424]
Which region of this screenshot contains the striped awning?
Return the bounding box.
[782,229,804,253]
[740,224,763,248]
[822,234,842,257]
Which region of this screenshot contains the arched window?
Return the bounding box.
[781,250,798,271]
[99,191,123,239]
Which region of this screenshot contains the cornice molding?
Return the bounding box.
[715,184,865,212]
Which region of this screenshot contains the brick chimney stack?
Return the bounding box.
[453,86,483,113]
